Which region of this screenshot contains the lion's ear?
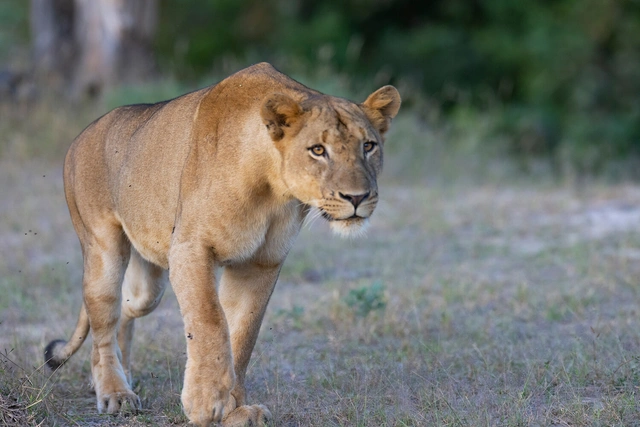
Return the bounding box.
[261,93,303,141]
[361,85,401,137]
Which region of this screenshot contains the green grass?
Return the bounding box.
[3,92,640,425]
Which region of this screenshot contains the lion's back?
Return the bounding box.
[62,62,317,266]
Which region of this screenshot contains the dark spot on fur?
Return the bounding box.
[187,333,193,340]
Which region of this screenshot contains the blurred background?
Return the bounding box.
[1,0,640,183]
[5,3,640,425]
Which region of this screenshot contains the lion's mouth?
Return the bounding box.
[338,214,361,221]
[320,210,363,221]
[322,212,370,238]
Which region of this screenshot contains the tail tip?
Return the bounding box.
[44,339,67,370]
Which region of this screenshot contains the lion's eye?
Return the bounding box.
[363,141,376,153]
[310,145,326,156]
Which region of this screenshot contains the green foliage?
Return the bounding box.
[153,0,640,176]
[136,0,640,178]
[0,0,28,63]
[343,281,386,318]
[275,305,305,330]
[103,80,191,111]
[3,0,640,174]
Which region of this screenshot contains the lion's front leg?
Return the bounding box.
[218,261,281,426]
[169,242,235,426]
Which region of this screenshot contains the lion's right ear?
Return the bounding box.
[261,93,302,141]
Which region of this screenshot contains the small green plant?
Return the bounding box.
[343,281,386,318]
[275,305,305,330]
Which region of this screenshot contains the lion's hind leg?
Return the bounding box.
[82,223,141,414]
[118,247,166,386]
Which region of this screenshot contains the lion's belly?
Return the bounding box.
[119,218,173,269]
[111,164,185,270]
[109,129,194,268]
[113,186,176,268]
[112,168,183,269]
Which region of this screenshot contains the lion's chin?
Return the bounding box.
[329,217,370,238]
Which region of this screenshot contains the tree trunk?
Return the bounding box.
[73,0,157,97]
[30,0,76,87]
[30,0,158,98]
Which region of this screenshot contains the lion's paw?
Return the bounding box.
[222,404,272,427]
[96,389,141,414]
[93,361,141,414]
[181,381,232,426]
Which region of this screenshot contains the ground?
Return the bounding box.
[2,159,640,426]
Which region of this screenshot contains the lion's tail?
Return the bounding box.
[44,302,90,370]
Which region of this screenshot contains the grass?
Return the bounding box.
[3,92,640,425]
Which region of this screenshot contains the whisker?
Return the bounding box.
[306,216,319,230]
[304,208,324,229]
[305,217,317,230]
[303,211,315,226]
[303,207,319,225]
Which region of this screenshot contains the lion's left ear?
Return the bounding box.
[361,85,401,137]
[261,93,303,141]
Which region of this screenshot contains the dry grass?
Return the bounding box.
[2,100,640,425]
[0,392,35,426]
[3,158,640,426]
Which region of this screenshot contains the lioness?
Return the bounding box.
[45,62,400,426]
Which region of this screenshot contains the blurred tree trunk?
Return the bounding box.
[30,0,157,98]
[30,0,76,87]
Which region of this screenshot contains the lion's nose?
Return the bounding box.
[339,191,370,208]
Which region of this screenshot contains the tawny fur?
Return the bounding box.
[44,62,400,426]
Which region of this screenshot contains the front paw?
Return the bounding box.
[97,389,141,414]
[181,363,235,426]
[222,404,272,427]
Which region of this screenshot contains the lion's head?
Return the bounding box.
[261,86,401,237]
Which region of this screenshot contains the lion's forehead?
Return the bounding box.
[307,102,377,146]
